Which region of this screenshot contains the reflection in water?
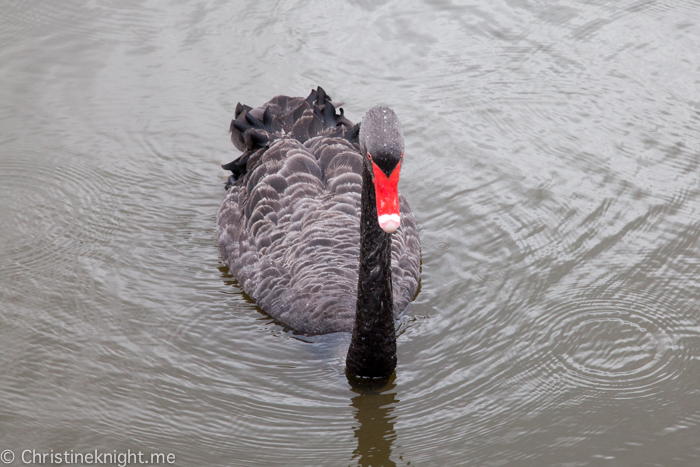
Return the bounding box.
[350,378,399,467]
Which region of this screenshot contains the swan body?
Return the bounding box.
[217,88,420,377]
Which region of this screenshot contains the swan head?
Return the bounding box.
[359,106,404,234]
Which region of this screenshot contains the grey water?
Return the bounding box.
[1,0,699,466]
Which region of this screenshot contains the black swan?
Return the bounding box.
[217,87,420,378]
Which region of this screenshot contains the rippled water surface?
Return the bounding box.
[1,0,700,465]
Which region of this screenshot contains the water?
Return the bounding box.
[1,0,699,465]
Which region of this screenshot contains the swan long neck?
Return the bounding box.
[346,163,397,378]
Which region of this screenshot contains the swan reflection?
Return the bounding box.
[349,377,399,467]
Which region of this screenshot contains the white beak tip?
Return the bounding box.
[378,214,401,233]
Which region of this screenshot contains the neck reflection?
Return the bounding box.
[349,376,399,467]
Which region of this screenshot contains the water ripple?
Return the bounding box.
[539,295,694,397]
[0,154,122,279]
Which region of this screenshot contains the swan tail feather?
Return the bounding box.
[223,87,359,183]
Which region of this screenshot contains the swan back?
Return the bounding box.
[217,88,420,334]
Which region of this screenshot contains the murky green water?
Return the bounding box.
[1,1,699,466]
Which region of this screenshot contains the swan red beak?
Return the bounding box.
[369,153,402,233]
